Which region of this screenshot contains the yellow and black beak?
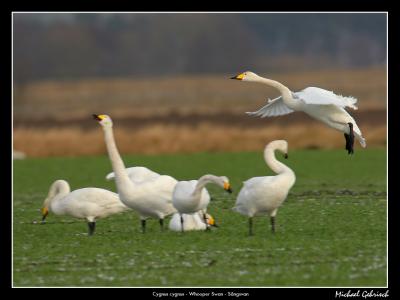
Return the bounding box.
[92,114,105,121]
[207,216,219,228]
[41,207,49,223]
[223,182,233,193]
[230,73,245,80]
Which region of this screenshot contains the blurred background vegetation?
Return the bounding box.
[13,13,387,157]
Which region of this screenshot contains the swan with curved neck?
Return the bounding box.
[231,71,366,154]
[93,114,178,233]
[233,140,296,236]
[41,179,130,235]
[172,174,232,232]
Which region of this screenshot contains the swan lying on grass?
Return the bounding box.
[41,180,130,235]
[172,174,232,232]
[169,211,218,231]
[231,71,366,154]
[233,140,296,236]
[93,114,177,233]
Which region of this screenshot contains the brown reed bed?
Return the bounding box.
[13,123,386,157]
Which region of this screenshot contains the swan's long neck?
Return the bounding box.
[264,147,293,176]
[255,76,299,109]
[43,180,70,209]
[103,126,133,191]
[192,175,220,197]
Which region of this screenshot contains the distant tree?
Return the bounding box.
[12,13,387,83]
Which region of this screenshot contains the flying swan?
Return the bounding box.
[231,71,366,154]
[41,179,130,235]
[172,175,232,232]
[233,140,296,236]
[93,114,178,233]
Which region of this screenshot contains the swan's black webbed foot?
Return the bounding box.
[344,123,354,155]
[141,219,146,234]
[248,218,253,236]
[180,214,184,233]
[159,219,164,232]
[88,222,96,236]
[270,216,276,234]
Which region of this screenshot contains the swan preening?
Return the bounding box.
[169,212,217,231]
[231,71,366,154]
[93,114,178,233]
[233,140,296,236]
[172,174,232,232]
[41,180,130,235]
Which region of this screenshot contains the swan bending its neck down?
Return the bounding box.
[169,211,218,232]
[172,174,232,232]
[233,140,296,236]
[231,71,366,155]
[41,180,130,235]
[93,114,178,233]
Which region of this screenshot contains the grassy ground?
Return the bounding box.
[13,149,387,287]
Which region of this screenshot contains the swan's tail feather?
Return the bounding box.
[358,136,367,148]
[353,131,367,148]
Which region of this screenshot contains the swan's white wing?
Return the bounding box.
[106,167,160,183]
[58,188,130,219]
[294,87,358,110]
[246,96,295,118]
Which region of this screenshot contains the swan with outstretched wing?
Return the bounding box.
[232,71,366,154]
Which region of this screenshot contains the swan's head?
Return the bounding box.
[93,114,113,128]
[41,206,49,223]
[220,176,233,193]
[205,213,219,228]
[267,140,289,159]
[41,192,52,224]
[230,71,260,82]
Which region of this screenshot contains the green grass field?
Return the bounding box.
[13,149,387,287]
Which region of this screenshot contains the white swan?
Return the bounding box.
[169,212,217,232]
[93,114,178,233]
[231,71,366,154]
[172,174,232,232]
[106,166,161,183]
[233,140,296,236]
[41,180,130,235]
